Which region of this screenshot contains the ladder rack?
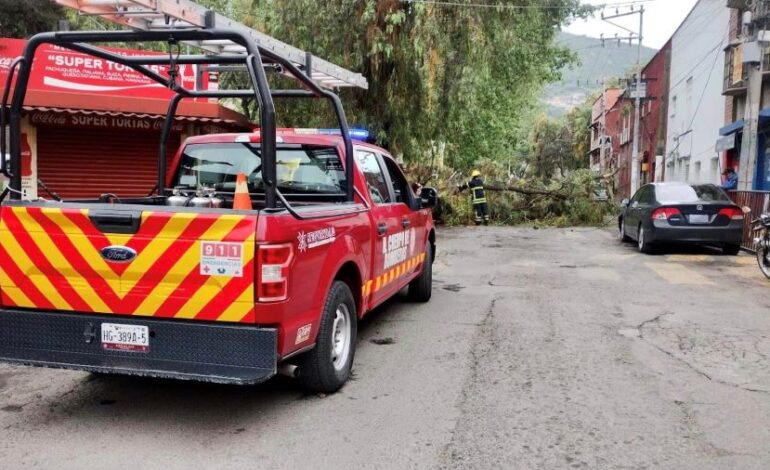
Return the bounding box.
[54,0,368,90]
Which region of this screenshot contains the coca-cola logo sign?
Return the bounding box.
[30,113,66,126]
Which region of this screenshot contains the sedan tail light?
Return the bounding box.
[718,207,745,220]
[257,243,293,302]
[651,207,682,220]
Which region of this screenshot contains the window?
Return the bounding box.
[381,156,412,205]
[656,184,730,203]
[710,157,719,183]
[671,95,677,118]
[685,77,693,116]
[355,150,391,204]
[640,186,656,204]
[174,143,346,194]
[693,161,701,183]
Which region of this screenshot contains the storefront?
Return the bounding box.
[0,38,251,200]
[717,119,743,183]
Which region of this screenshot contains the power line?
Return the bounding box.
[403,0,654,9]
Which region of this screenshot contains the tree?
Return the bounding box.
[0,0,63,38]
[198,0,590,166]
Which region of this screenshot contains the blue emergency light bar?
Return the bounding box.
[292,128,371,141]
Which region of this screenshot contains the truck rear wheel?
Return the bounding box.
[408,243,433,302]
[297,280,357,393]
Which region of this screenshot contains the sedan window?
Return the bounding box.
[656,184,731,204]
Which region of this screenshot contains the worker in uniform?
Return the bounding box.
[458,170,489,225]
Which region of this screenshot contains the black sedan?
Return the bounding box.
[618,182,744,254]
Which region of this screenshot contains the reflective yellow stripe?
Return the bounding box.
[135,216,244,315]
[12,211,110,312]
[216,286,254,322]
[0,267,33,307]
[0,220,72,310]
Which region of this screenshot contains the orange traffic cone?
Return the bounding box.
[232,172,252,210]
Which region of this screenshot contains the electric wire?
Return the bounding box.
[403,0,655,9]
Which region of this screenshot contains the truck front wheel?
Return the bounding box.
[408,242,433,302]
[297,280,357,393]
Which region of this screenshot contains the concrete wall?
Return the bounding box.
[664,0,730,185]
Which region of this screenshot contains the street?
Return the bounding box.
[2,225,770,469]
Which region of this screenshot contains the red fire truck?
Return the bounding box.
[0,28,436,393]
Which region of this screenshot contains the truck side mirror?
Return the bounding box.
[0,153,8,177]
[420,187,438,209]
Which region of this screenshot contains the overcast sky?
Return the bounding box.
[565,0,700,49]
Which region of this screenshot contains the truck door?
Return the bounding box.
[354,148,405,307]
[379,154,426,291]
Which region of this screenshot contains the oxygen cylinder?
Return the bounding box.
[189,189,213,208]
[166,188,191,207]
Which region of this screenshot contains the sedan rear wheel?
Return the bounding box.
[637,225,653,254]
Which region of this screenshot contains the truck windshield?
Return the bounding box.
[174,143,346,194]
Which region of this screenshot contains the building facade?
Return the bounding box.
[589,88,622,175]
[722,0,770,191]
[664,0,730,186]
[639,40,672,184]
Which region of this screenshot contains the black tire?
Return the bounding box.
[637,224,654,254]
[618,217,631,242]
[757,246,770,280]
[297,281,357,393]
[723,243,741,256]
[408,243,433,302]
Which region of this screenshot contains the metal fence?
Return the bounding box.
[728,190,770,251]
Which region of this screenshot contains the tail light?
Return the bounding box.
[651,207,681,220]
[257,243,293,302]
[718,207,744,220]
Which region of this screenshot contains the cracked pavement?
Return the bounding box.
[1,226,770,469]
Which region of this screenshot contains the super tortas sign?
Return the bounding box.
[0,38,200,99]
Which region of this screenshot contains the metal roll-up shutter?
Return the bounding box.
[36,127,180,200]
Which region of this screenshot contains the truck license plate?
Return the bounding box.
[688,214,709,224]
[101,323,149,353]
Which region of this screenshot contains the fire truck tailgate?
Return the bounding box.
[0,204,258,323]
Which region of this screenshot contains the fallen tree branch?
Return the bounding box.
[485,183,569,200]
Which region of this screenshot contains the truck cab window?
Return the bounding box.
[173,143,346,195]
[381,155,412,206]
[355,149,392,204]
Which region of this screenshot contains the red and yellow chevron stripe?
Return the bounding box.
[0,206,257,323]
[361,252,426,297]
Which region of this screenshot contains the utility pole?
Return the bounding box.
[601,6,644,194]
[737,4,767,190]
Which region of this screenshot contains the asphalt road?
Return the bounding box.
[2,226,770,469]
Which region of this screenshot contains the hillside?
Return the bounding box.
[543,32,656,116]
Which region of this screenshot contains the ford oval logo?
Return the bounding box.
[100,245,137,263]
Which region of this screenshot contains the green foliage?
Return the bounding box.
[527,101,590,182]
[195,0,588,167]
[0,0,63,37]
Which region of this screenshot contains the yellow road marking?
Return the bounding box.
[666,255,713,263]
[645,262,714,285]
[735,256,755,266]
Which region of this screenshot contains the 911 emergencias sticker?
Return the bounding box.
[200,242,244,277]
